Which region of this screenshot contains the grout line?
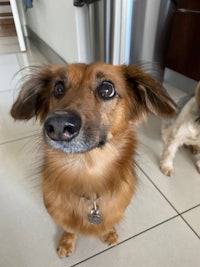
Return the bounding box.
[135,163,180,214]
[70,215,179,267]
[71,166,200,267]
[179,204,200,239]
[179,203,200,215]
[179,214,200,239]
[136,163,200,239]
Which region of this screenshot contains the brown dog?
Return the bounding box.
[11,62,177,257]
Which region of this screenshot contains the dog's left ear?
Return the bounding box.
[122,65,177,119]
[11,65,59,122]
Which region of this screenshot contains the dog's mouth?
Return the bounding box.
[97,139,106,148]
[43,130,107,154]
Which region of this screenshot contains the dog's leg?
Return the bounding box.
[185,145,200,155]
[184,146,200,173]
[196,155,200,173]
[57,231,77,258]
[100,227,118,246]
[160,133,181,176]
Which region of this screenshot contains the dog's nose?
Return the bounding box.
[44,111,81,141]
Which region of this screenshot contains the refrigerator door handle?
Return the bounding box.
[177,8,200,14]
[74,0,100,7]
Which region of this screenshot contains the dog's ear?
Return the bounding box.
[122,65,177,119]
[11,66,57,121]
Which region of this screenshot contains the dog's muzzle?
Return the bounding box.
[44,110,82,142]
[43,110,106,154]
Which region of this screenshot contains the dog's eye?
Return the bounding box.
[53,82,65,99]
[97,81,115,100]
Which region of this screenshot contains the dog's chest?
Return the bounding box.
[42,160,135,234]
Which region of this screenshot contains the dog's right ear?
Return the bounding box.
[11,66,57,121]
[121,65,177,120]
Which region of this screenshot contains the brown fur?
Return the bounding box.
[11,62,177,257]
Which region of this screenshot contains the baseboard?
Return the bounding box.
[164,68,198,94]
[26,25,67,65]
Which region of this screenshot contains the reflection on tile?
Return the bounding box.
[0,36,20,54]
[16,40,49,68]
[0,63,20,91]
[0,53,18,65]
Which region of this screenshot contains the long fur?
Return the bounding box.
[11,62,177,257]
[160,81,200,176]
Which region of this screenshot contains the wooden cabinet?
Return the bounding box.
[166,0,200,81]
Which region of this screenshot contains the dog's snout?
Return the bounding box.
[44,111,81,141]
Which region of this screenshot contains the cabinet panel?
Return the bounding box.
[166,1,200,81]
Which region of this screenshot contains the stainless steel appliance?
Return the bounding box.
[74,0,177,81]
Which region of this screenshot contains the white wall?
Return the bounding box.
[25,0,80,63]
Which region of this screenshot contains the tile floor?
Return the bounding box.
[0,37,200,267]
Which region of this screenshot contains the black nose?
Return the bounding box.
[44,111,81,141]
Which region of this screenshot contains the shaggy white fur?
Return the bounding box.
[160,82,200,176]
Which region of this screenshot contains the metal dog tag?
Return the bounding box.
[88,201,103,225]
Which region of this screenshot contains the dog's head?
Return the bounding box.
[11,63,177,153]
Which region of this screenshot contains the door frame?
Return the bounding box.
[10,0,26,51]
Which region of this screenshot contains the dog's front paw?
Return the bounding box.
[160,161,173,176]
[101,228,118,246]
[57,232,77,258]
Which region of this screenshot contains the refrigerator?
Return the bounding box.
[74,0,177,81]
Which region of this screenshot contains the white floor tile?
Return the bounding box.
[0,54,18,65]
[117,167,177,239]
[0,45,48,92]
[0,63,20,91]
[182,206,200,237]
[76,217,200,267]
[0,37,20,54]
